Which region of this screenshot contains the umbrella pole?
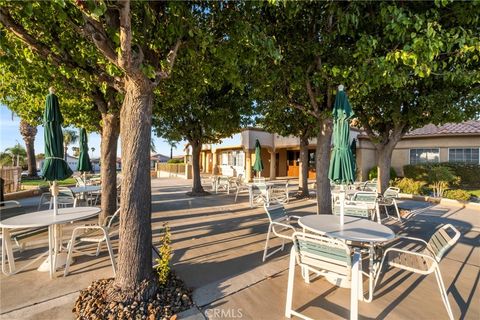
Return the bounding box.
[339,184,345,226]
[51,180,59,216]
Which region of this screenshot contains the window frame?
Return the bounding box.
[447,147,480,164]
[409,148,440,165]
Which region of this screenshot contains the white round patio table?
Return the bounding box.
[0,207,100,279]
[298,214,395,302]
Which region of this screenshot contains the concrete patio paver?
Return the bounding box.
[1,178,479,320]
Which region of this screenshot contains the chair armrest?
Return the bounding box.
[271,221,296,240]
[72,225,106,232]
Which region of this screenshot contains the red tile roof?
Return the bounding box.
[406,120,480,137]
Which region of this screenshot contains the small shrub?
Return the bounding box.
[427,166,459,198]
[392,178,427,195]
[403,162,480,188]
[155,223,172,285]
[443,189,471,201]
[368,166,397,180]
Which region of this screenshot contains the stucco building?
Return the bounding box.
[187,120,480,181]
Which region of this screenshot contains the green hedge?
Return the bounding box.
[368,166,397,180]
[167,158,184,164]
[403,162,480,188]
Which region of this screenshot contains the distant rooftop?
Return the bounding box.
[406,120,480,137]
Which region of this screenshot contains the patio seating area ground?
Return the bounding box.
[0,177,479,319]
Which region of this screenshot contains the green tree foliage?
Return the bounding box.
[346,1,480,191]
[63,129,78,160]
[4,143,27,167]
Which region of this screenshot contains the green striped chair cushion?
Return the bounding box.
[333,205,370,218]
[352,193,377,203]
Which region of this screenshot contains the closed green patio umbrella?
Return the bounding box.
[77,128,92,183]
[41,88,73,215]
[252,139,264,177]
[328,85,355,225]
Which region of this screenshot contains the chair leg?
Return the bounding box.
[393,200,401,222]
[64,230,78,277]
[373,252,388,291]
[434,267,454,320]
[262,224,272,262]
[104,236,116,276]
[235,188,240,202]
[95,242,102,256]
[285,248,296,318]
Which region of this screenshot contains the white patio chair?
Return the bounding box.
[37,187,77,210]
[216,176,230,194]
[252,178,270,206]
[234,175,250,202]
[350,192,380,223]
[262,203,300,262]
[374,224,460,320]
[286,232,361,319]
[74,175,86,187]
[362,180,378,192]
[201,175,217,191]
[270,180,290,204]
[377,187,401,221]
[64,209,119,276]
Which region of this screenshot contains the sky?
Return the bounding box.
[0,104,185,158]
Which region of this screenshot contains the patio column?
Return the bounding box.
[269,149,276,180]
[212,150,218,175]
[245,149,252,182]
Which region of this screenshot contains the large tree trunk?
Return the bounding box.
[298,136,309,197]
[371,125,406,194]
[189,140,207,195]
[25,139,37,177]
[111,77,156,302]
[315,118,333,215]
[376,145,394,194]
[99,112,120,223]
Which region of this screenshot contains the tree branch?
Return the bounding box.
[153,39,182,85]
[118,0,132,71]
[290,101,318,119]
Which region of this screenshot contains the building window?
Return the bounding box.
[449,148,479,164]
[409,148,440,164]
[221,151,245,166]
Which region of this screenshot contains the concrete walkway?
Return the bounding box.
[1,178,479,319]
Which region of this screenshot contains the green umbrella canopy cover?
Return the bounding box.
[41,93,73,181]
[77,128,93,172]
[252,139,264,174]
[328,88,356,185]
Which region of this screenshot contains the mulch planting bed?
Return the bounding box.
[73,272,192,320]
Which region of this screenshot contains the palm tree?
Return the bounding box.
[19,119,38,176]
[5,143,27,167]
[63,129,78,161]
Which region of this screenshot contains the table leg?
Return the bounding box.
[364,243,375,303]
[2,228,15,275]
[350,249,360,320]
[249,186,253,208]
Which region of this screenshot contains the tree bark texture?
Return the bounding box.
[112,76,156,301]
[189,141,206,195]
[375,143,396,194]
[315,118,333,215]
[25,140,37,177]
[298,136,309,197]
[100,112,120,223]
